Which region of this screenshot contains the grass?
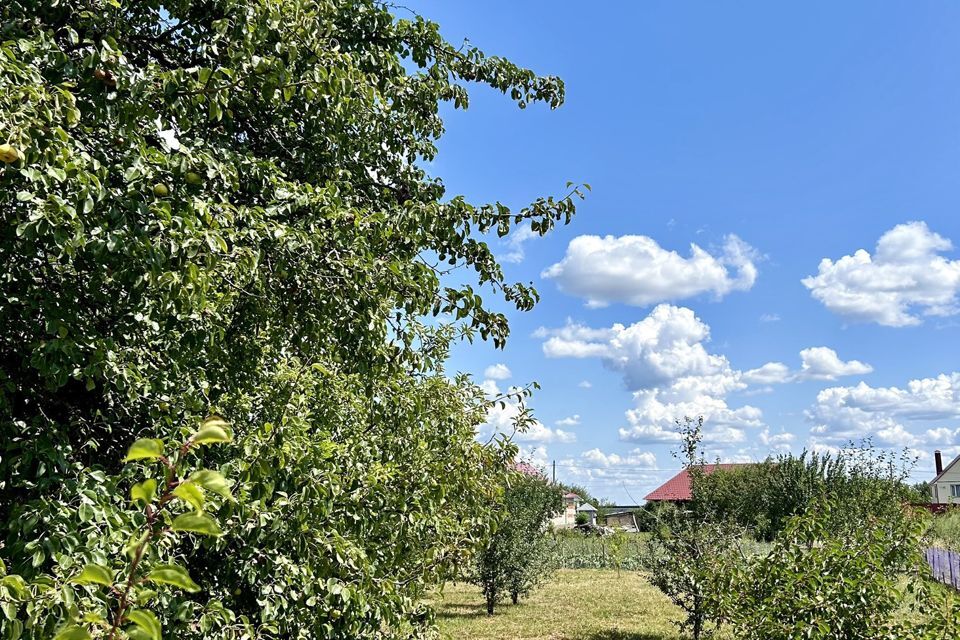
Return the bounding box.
[433,569,682,640]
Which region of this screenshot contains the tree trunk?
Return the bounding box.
[486,593,495,615]
[511,591,518,605]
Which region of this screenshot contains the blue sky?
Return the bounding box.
[408,1,960,502]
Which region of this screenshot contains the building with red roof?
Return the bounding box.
[644,464,750,503]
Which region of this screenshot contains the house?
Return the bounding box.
[577,502,598,525]
[644,464,750,503]
[550,492,582,528]
[930,450,960,504]
[603,507,640,532]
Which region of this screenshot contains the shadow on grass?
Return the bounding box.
[434,604,489,620]
[583,632,674,640]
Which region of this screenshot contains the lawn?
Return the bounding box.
[433,569,683,640]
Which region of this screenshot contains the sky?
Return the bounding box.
[406,1,960,503]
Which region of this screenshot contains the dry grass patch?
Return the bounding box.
[433,569,683,640]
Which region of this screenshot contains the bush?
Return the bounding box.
[645,417,743,640]
[474,470,562,613]
[720,496,929,640]
[928,510,960,550]
[693,444,922,541]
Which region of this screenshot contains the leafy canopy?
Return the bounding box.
[0,0,582,637]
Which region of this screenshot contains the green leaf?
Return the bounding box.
[190,416,232,445]
[172,481,205,511]
[171,512,221,536]
[126,610,161,640]
[54,625,91,640]
[146,564,200,592]
[124,438,164,462]
[189,469,232,500]
[71,563,113,587]
[131,479,158,505]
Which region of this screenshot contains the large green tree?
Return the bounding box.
[0,1,582,637]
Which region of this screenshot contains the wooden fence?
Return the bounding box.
[925,547,960,590]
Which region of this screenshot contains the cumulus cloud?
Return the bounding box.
[538,305,737,390]
[744,362,792,384]
[578,380,593,389]
[759,313,781,323]
[499,224,538,264]
[539,304,763,453]
[797,347,873,381]
[802,221,960,326]
[759,428,795,450]
[483,363,512,380]
[542,234,759,308]
[806,372,960,446]
[743,348,872,385]
[581,448,657,468]
[479,379,576,445]
[556,415,581,427]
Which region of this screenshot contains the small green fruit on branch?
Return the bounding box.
[0,143,21,164]
[63,415,233,640]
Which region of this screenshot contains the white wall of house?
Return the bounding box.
[932,459,960,504]
[550,496,579,528]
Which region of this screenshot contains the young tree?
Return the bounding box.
[0,1,582,637]
[646,417,741,640]
[475,468,562,614]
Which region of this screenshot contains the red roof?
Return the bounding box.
[644,464,748,502]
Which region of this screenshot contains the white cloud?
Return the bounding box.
[539,304,764,453]
[760,313,781,323]
[483,364,512,380]
[478,379,576,445]
[556,415,581,427]
[742,348,871,385]
[539,305,737,390]
[806,372,960,445]
[578,380,592,389]
[744,362,792,384]
[797,347,873,381]
[542,234,759,308]
[802,221,960,326]
[618,422,683,443]
[499,224,538,264]
[876,424,922,447]
[759,427,795,450]
[582,448,657,468]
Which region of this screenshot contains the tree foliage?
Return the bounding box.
[645,418,741,640]
[719,496,929,640]
[474,469,561,615]
[692,443,922,541]
[0,0,582,637]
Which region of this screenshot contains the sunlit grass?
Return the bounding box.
[433,569,683,640]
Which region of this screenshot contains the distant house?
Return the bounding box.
[644,464,750,503]
[603,507,640,532]
[930,450,960,504]
[551,492,582,528]
[577,502,598,525]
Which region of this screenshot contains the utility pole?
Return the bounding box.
[552,460,556,484]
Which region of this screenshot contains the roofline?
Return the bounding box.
[932,453,960,484]
[643,463,755,501]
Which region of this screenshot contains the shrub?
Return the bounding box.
[645,417,743,640]
[692,443,921,540]
[929,510,960,550]
[720,496,929,640]
[474,470,562,613]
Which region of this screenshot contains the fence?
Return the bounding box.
[925,547,960,590]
